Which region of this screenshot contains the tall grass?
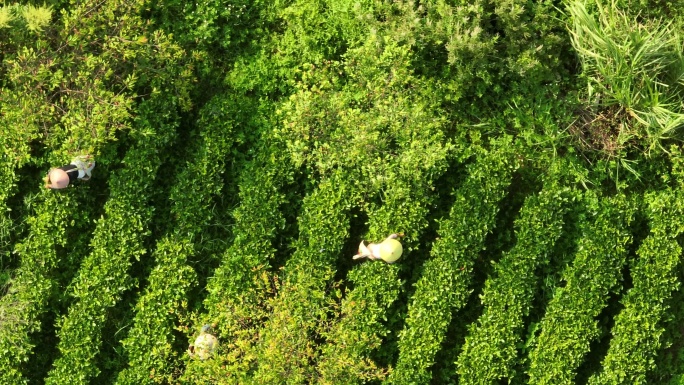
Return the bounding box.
[568,0,684,154]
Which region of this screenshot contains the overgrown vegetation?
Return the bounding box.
[568,1,684,171]
[2,0,684,383]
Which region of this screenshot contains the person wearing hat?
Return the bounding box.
[44,155,95,190]
[353,233,404,263]
[188,324,219,360]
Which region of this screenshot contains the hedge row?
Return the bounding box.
[316,155,448,383]
[312,30,456,383]
[250,173,353,384]
[43,95,182,385]
[180,119,295,383]
[114,94,240,385]
[387,137,519,385]
[0,0,162,372]
[456,173,574,383]
[527,193,635,384]
[588,189,684,384]
[0,190,84,384]
[0,92,42,259]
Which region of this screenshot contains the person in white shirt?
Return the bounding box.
[353,233,404,263]
[44,155,95,189]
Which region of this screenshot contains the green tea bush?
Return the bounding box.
[250,173,353,384]
[1,0,193,162]
[0,190,85,384]
[226,0,375,96]
[456,173,575,383]
[0,6,12,29]
[527,193,635,384]
[114,94,240,384]
[21,5,52,32]
[44,95,181,385]
[588,189,684,384]
[181,118,295,383]
[0,4,53,33]
[387,137,519,385]
[316,123,452,384]
[5,0,684,383]
[249,14,455,380]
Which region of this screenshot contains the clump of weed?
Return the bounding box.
[21,4,52,33]
[0,6,13,29]
[568,0,684,163]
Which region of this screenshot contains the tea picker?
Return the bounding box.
[353,233,404,263]
[44,155,95,190]
[188,324,218,360]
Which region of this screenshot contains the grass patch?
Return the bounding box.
[567,0,684,163]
